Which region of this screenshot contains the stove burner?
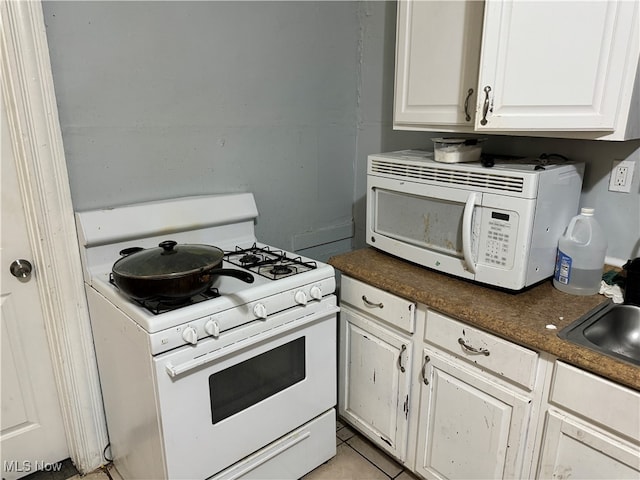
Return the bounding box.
[240,254,261,264]
[153,297,192,307]
[135,287,221,314]
[270,265,294,276]
[224,243,317,280]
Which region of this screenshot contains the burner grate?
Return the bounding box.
[225,243,317,280]
[109,274,220,315]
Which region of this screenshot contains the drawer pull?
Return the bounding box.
[362,295,384,309]
[422,355,430,385]
[398,344,407,373]
[458,337,490,356]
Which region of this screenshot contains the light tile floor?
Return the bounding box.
[303,419,419,480]
[32,419,418,480]
[21,461,122,480]
[68,466,122,480]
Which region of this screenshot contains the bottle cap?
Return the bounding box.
[580,207,595,216]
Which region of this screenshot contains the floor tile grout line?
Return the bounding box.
[342,440,399,479]
[336,420,406,479]
[391,469,409,480]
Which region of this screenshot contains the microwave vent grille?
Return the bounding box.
[370,160,524,193]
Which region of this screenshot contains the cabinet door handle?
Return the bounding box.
[362,295,383,309]
[480,85,491,125]
[398,344,407,373]
[464,88,474,122]
[458,337,490,356]
[421,355,430,385]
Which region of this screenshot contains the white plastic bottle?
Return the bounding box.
[553,208,607,295]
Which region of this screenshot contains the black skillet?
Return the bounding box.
[112,240,254,302]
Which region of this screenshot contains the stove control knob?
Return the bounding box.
[253,303,267,319]
[310,285,323,300]
[182,326,198,345]
[294,290,308,306]
[205,319,220,338]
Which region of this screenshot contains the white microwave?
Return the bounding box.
[366,150,585,290]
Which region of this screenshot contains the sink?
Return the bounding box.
[559,302,640,366]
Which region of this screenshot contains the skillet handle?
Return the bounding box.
[119,246,145,257]
[214,268,255,283]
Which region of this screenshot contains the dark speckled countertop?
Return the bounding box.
[329,248,639,391]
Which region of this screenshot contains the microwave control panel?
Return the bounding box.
[478,210,518,269]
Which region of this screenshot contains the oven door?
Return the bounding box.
[153,297,338,479]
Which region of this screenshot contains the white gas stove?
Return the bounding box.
[76,193,338,480]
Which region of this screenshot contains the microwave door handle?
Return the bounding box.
[462,192,478,274]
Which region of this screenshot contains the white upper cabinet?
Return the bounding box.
[394,0,484,129]
[395,0,640,140]
[477,0,639,137]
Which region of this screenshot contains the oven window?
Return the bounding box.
[209,337,306,424]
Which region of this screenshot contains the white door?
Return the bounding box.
[339,307,412,462]
[394,0,484,129]
[415,350,531,480]
[536,410,640,480]
[476,0,638,131]
[1,93,69,479]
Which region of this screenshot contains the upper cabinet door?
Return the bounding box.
[394,0,484,129]
[476,0,640,132]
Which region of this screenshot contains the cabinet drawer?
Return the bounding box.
[340,276,415,334]
[424,310,538,390]
[550,361,640,442]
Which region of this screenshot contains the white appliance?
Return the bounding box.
[75,193,338,480]
[366,150,585,290]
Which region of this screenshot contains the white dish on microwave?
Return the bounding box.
[432,137,485,163]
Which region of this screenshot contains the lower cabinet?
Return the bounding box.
[337,276,639,479]
[338,276,416,462]
[537,411,639,479]
[535,361,640,479]
[415,351,533,479]
[339,307,412,461]
[414,309,540,479]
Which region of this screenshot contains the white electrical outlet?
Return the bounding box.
[608,160,634,193]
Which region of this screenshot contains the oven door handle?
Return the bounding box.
[462,192,479,274]
[165,305,340,378]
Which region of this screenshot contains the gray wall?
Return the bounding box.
[43,1,362,260]
[44,1,639,264]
